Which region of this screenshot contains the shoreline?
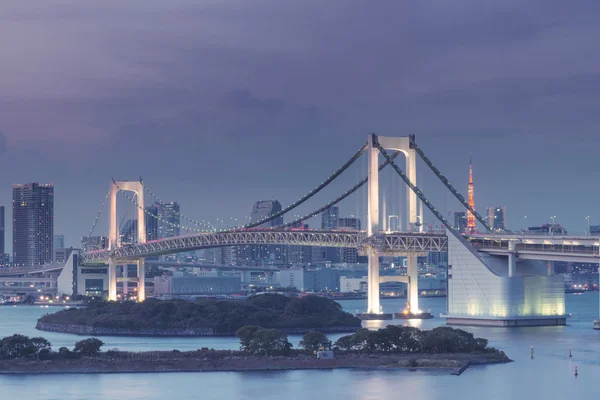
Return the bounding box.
[35,322,360,337]
[0,352,510,376]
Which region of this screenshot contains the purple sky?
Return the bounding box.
[1,1,600,250]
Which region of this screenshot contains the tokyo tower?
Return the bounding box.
[466,154,477,233]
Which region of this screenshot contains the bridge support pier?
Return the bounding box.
[123,265,128,297]
[547,261,554,276]
[508,240,517,277]
[137,259,145,302]
[108,258,117,301]
[367,249,381,314]
[407,254,419,314]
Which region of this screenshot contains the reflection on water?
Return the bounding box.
[0,293,598,399]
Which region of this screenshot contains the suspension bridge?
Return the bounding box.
[61,133,598,327]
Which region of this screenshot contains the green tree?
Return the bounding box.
[250,328,292,356]
[236,326,261,352]
[29,337,52,358]
[74,338,104,356]
[299,331,332,352]
[350,328,372,353]
[0,334,37,359]
[334,335,355,352]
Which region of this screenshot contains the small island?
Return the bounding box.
[36,294,362,336]
[0,326,510,375]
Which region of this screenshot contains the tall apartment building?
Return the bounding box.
[13,183,54,266]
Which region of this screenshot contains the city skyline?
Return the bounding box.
[2,2,600,251]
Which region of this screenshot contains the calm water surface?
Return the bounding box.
[1,294,599,399]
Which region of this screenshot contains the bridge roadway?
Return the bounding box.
[468,233,600,263]
[80,229,600,265]
[81,229,448,264]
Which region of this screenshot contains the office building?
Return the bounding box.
[53,235,65,250]
[487,206,506,231]
[54,247,73,264]
[0,253,9,267]
[321,206,339,230]
[13,183,54,266]
[237,200,284,265]
[454,212,467,233]
[158,202,180,239]
[251,200,283,227]
[81,236,108,252]
[120,219,138,245]
[145,204,159,241]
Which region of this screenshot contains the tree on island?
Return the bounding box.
[0,334,51,359]
[299,331,332,352]
[334,326,495,355]
[236,326,292,356]
[74,338,104,356]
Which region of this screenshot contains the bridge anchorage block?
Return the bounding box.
[356,313,393,321]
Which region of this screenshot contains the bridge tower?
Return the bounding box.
[366,133,422,315]
[108,180,146,302]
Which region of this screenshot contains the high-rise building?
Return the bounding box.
[0,253,9,267]
[0,206,4,254]
[157,202,180,239]
[12,183,54,266]
[53,234,65,250]
[251,200,283,228]
[81,236,108,252]
[321,206,339,230]
[339,217,360,230]
[454,212,467,233]
[466,155,477,234]
[487,206,506,231]
[120,219,138,245]
[145,204,159,241]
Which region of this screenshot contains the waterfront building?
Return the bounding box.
[153,275,241,295]
[487,206,506,231]
[12,183,54,266]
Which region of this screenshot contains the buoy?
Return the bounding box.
[530,346,534,359]
[569,349,572,358]
[574,365,578,377]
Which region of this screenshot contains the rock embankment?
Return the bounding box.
[35,322,359,337]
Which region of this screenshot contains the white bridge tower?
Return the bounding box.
[108,180,146,302]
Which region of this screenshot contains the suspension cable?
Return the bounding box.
[141,181,215,231]
[113,180,208,234]
[243,142,368,229]
[373,137,490,261]
[275,151,401,229]
[409,135,492,232]
[86,189,110,239]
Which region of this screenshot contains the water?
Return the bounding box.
[1,294,599,399]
